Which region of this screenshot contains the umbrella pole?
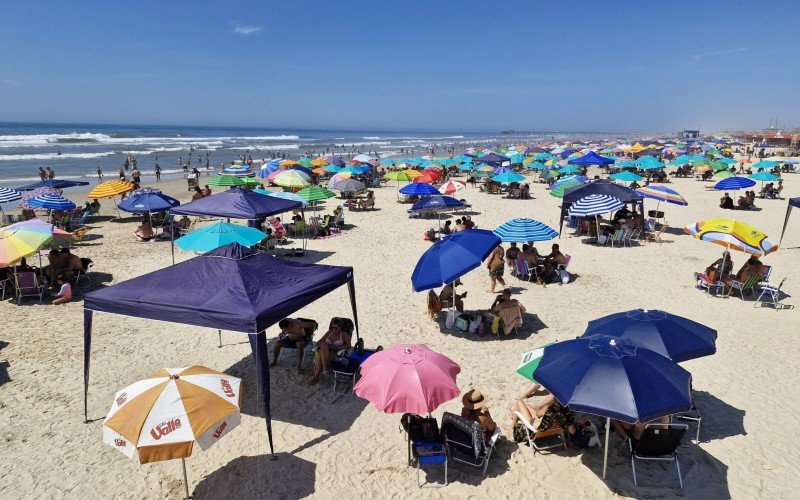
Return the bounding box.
[603,416,610,479]
[218,329,222,348]
[181,457,191,499]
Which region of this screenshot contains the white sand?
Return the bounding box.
[1,167,799,499]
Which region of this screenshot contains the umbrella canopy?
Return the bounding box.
[475,153,510,164]
[176,221,266,252]
[558,165,581,175]
[88,180,134,200]
[352,153,375,163]
[311,157,330,167]
[222,165,253,175]
[493,218,557,243]
[749,171,781,182]
[526,162,547,170]
[582,309,716,363]
[533,336,692,424]
[331,178,365,192]
[549,181,583,198]
[457,163,474,171]
[685,218,778,256]
[0,219,54,265]
[635,185,687,206]
[273,170,310,189]
[438,180,466,195]
[713,170,734,180]
[411,229,500,292]
[295,186,335,203]
[713,176,756,190]
[383,171,415,182]
[567,151,615,166]
[102,365,242,464]
[568,194,625,217]
[0,187,22,204]
[322,164,343,174]
[253,188,309,206]
[118,188,180,214]
[411,195,464,212]
[354,344,460,414]
[400,183,439,196]
[492,172,526,184]
[208,174,246,187]
[27,193,77,211]
[493,166,514,175]
[15,179,89,191]
[610,171,644,182]
[472,170,494,179]
[412,173,436,184]
[752,160,778,171]
[516,344,553,383]
[710,161,730,172]
[279,159,300,167]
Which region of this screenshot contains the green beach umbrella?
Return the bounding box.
[384,171,415,181]
[713,170,734,179]
[471,170,494,178]
[239,177,261,186]
[296,186,336,203]
[516,344,554,383]
[540,169,558,180]
[710,161,730,172]
[550,181,582,197]
[208,174,246,187]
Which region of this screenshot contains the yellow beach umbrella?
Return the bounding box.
[88,180,134,199]
[279,159,300,167]
[402,169,423,179]
[273,169,310,190]
[311,157,329,167]
[312,167,327,175]
[684,218,778,256]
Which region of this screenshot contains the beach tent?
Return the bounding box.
[474,153,510,165]
[82,243,360,458]
[559,180,644,235]
[15,179,90,191]
[567,151,615,166]
[780,197,800,244]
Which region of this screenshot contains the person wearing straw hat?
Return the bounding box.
[461,389,497,439]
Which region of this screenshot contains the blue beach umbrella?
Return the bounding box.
[176,221,266,252]
[400,183,439,196]
[15,179,90,191]
[493,218,558,243]
[411,195,464,211]
[27,193,77,211]
[493,166,514,175]
[322,165,343,174]
[0,187,22,204]
[713,176,756,190]
[581,309,717,363]
[253,188,309,206]
[118,188,181,214]
[492,172,526,184]
[411,229,501,291]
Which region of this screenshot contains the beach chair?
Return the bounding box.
[267,218,287,243]
[513,411,567,457]
[15,272,44,304]
[726,274,760,300]
[441,412,501,476]
[626,228,641,246]
[628,423,688,488]
[609,229,627,247]
[645,217,657,232]
[758,265,772,288]
[673,396,702,443]
[0,276,13,300]
[67,211,90,230]
[404,415,447,487]
[277,318,318,367]
[645,223,667,244]
[516,258,530,281]
[754,277,786,310]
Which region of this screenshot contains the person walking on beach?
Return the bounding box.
[486,245,506,293]
[46,167,55,180]
[118,166,126,181]
[131,166,141,186]
[154,164,161,182]
[96,166,103,183]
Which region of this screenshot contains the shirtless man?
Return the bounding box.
[270,318,317,373]
[440,279,467,312]
[543,243,566,275]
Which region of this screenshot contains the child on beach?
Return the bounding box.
[52,274,71,305]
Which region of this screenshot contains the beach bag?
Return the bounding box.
[445,310,456,329]
[597,234,608,245]
[570,421,600,449]
[455,314,473,333]
[490,316,503,336]
[468,316,482,334]
[401,414,440,442]
[559,269,570,284]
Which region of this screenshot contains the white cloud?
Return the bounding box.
[234,25,263,35]
[1,79,21,86]
[691,47,747,63]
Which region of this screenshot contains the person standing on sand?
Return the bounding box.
[118,166,126,181]
[486,245,506,293]
[131,166,141,185]
[47,167,55,180]
[38,167,47,181]
[154,164,161,182]
[96,166,103,183]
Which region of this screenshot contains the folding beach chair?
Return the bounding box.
[15,272,44,304]
[646,223,667,244]
[726,274,759,300]
[629,423,688,488]
[754,277,786,310]
[404,415,447,487]
[610,229,627,247]
[441,412,500,476]
[513,411,567,457]
[758,265,772,287]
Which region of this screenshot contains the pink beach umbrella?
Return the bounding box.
[354,344,461,414]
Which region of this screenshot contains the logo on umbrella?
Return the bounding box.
[116,392,127,407]
[220,379,235,398]
[213,421,228,439]
[114,439,126,447]
[150,418,182,440]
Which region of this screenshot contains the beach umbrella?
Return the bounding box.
[102,365,242,499]
[340,165,363,175]
[581,309,717,363]
[295,186,335,203]
[290,166,314,176]
[400,183,439,196]
[493,218,557,243]
[534,153,554,161]
[493,166,514,175]
[749,171,780,182]
[477,164,495,172]
[332,178,366,193]
[635,186,687,213]
[352,153,375,163]
[516,344,554,383]
[694,165,712,173]
[492,172,525,184]
[411,229,501,292]
[457,163,474,172]
[27,193,77,211]
[118,188,180,214]
[354,344,460,414]
[713,170,734,180]
[558,165,581,175]
[549,181,583,198]
[713,176,756,191]
[471,170,494,179]
[533,336,692,479]
[685,218,777,256]
[258,163,279,179]
[0,187,22,206]
[208,174,246,187]
[539,169,558,180]
[311,157,330,167]
[411,195,464,212]
[279,159,300,167]
[710,161,730,172]
[222,165,252,176]
[610,171,644,183]
[383,171,415,182]
[379,158,395,166]
[412,173,436,184]
[0,219,54,265]
[422,169,442,180]
[568,194,625,217]
[253,188,309,206]
[322,164,343,174]
[176,221,267,252]
[527,162,547,170]
[752,160,779,171]
[438,180,466,195]
[88,180,134,200]
[311,167,328,175]
[327,172,352,187]
[15,179,90,191]
[273,170,310,189]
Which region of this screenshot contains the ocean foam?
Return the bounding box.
[242,144,300,150]
[0,151,116,161]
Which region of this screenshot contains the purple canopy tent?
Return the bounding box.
[780,197,800,244]
[474,153,510,165]
[82,243,360,457]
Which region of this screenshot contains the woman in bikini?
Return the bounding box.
[309,318,352,385]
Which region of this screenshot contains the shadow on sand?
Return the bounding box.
[193,453,316,500]
[435,311,548,341]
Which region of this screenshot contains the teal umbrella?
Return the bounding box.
[610,171,644,182]
[752,160,778,171]
[492,172,526,184]
[471,170,494,178]
[749,171,780,182]
[527,162,547,170]
[540,169,558,180]
[458,162,474,171]
[558,165,581,175]
[176,221,266,252]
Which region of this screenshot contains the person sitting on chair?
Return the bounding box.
[133,215,154,242]
[309,317,352,385]
[461,389,497,441]
[490,288,524,314]
[614,416,670,447]
[358,190,375,209]
[699,250,734,283]
[542,243,566,277]
[270,318,317,373]
[439,279,466,312]
[724,254,763,293]
[507,383,585,450]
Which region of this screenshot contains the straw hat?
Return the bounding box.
[462,389,489,409]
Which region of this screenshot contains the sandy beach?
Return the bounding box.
[1,163,798,499]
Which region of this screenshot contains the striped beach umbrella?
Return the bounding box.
[684,218,777,256]
[568,194,625,217]
[176,222,266,252]
[273,170,310,189]
[296,186,336,203]
[438,180,466,195]
[102,366,242,498]
[0,187,22,205]
[88,180,134,200]
[550,181,583,198]
[493,218,558,243]
[27,193,77,211]
[208,174,246,187]
[635,185,687,206]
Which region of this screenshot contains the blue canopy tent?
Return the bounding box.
[567,151,615,166]
[474,153,510,165]
[780,197,800,244]
[82,243,360,458]
[559,180,644,235]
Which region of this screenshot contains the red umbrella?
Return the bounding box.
[354,344,461,414]
[438,180,466,195]
[412,173,435,184]
[423,169,442,180]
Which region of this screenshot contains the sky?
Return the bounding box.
[1,0,798,133]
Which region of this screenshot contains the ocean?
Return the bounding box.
[0,122,627,187]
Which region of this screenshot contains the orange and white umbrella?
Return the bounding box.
[102,365,242,496]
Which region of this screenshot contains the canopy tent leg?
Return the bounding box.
[249,331,275,458]
[218,330,222,348]
[603,416,610,479]
[83,309,93,423]
[780,204,794,245]
[347,278,360,340]
[170,219,176,266]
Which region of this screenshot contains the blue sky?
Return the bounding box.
[1,1,798,132]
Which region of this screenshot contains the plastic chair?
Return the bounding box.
[16,272,44,303]
[754,277,786,310]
